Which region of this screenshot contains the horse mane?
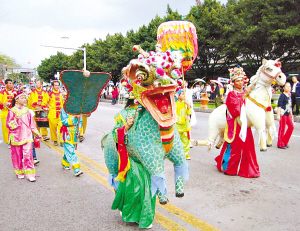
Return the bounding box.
[248,65,263,89]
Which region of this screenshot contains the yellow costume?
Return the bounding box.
[82,115,88,134]
[175,96,192,158]
[28,88,49,137]
[0,88,17,143]
[47,90,64,142]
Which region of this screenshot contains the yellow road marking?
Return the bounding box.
[44,141,186,230]
[155,212,189,231]
[157,202,220,231]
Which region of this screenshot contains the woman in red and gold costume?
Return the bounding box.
[215,66,260,178]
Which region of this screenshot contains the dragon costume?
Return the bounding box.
[101,21,198,228]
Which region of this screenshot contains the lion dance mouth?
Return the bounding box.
[141,84,177,127]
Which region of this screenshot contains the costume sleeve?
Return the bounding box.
[41,91,49,108]
[79,116,83,136]
[0,91,4,109]
[277,94,285,108]
[29,112,39,135]
[6,110,19,130]
[226,91,244,118]
[112,112,126,143]
[28,92,37,108]
[61,113,79,127]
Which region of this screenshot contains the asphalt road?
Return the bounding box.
[1,102,299,231]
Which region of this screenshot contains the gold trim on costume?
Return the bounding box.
[224,118,237,143]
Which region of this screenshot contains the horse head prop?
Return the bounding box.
[249,59,286,89]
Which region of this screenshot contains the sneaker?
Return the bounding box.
[186,155,191,160]
[28,177,36,182]
[54,141,58,146]
[42,136,50,141]
[145,224,153,229]
[74,168,83,176]
[17,175,25,179]
[8,144,11,149]
[79,136,85,142]
[34,159,40,165]
[62,164,70,170]
[277,146,287,149]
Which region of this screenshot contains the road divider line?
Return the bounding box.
[155,212,189,231]
[43,141,187,230]
[157,200,220,231]
[44,141,220,230]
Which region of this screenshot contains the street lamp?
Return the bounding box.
[41,44,86,71]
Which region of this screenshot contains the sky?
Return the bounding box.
[0,0,227,69]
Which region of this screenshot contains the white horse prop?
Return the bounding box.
[196,59,286,151]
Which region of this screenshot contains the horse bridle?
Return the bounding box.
[261,66,282,80]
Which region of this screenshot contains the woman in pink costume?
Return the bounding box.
[6,92,41,182]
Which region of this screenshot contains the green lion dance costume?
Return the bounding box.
[101,21,198,228]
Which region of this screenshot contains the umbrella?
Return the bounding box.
[210,80,223,88]
[194,78,206,83]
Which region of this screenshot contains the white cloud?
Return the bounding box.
[0,0,227,68]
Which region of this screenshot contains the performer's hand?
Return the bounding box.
[4,102,10,108]
[185,99,190,107]
[44,107,49,111]
[126,116,134,126]
[243,87,251,99]
[15,115,21,120]
[75,115,81,119]
[277,115,281,121]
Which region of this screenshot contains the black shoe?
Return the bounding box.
[277,146,287,149]
[285,145,289,148]
[175,193,184,197]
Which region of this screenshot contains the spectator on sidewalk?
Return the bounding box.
[291,76,300,116]
[277,82,294,149]
[111,87,119,105]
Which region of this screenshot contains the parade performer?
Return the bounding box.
[6,92,41,182]
[48,80,63,146]
[101,21,197,229]
[59,107,83,176]
[0,79,17,145]
[109,96,155,229]
[28,79,50,141]
[215,66,260,178]
[277,82,294,149]
[79,114,90,142]
[175,89,192,160]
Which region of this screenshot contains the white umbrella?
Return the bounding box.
[194,78,206,83]
[210,79,223,88]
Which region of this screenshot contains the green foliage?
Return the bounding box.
[37,2,300,83]
[0,53,21,78]
[37,52,71,82]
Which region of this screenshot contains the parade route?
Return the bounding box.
[1,102,300,231]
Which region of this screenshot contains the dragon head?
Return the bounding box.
[122,45,184,127]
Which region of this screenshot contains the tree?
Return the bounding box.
[37,52,71,82]
[187,0,232,79]
[227,0,300,74]
[0,53,21,78]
